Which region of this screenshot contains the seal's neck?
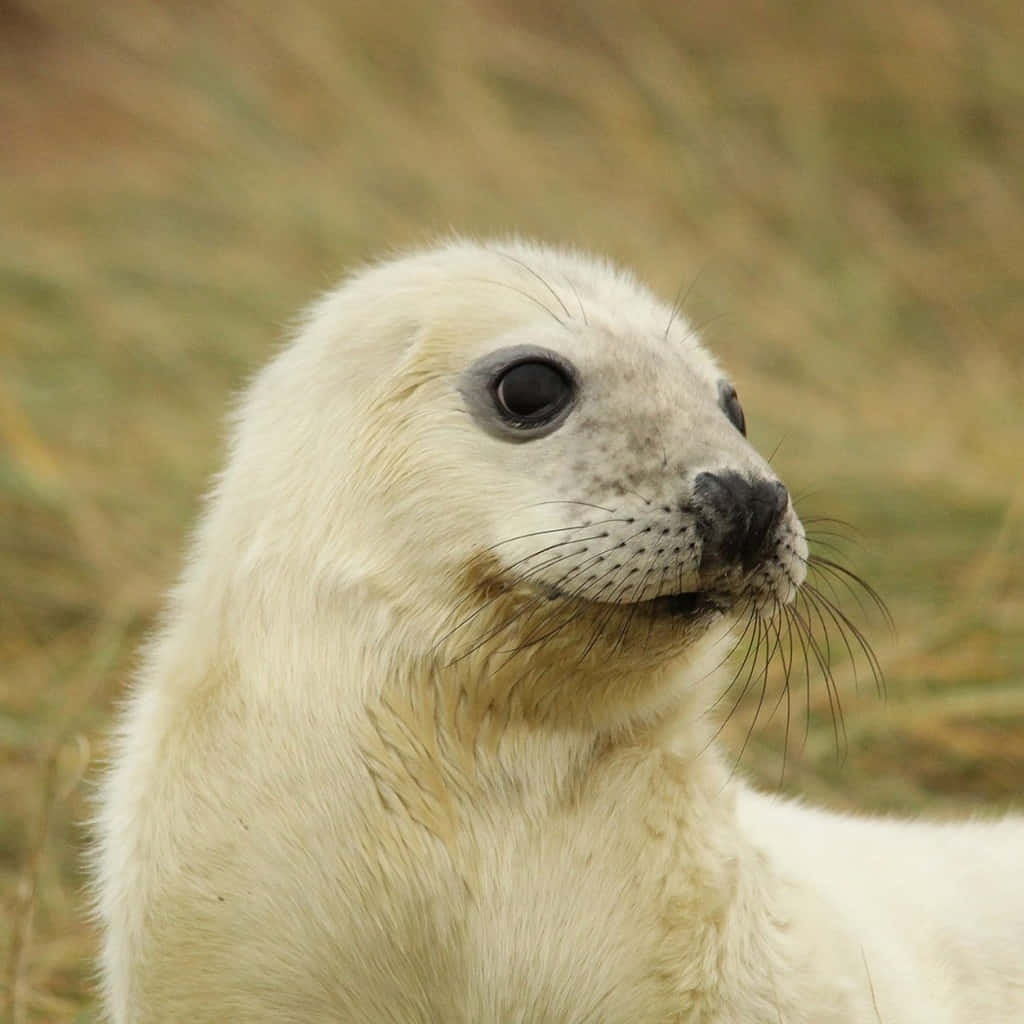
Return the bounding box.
[349,610,724,826]
[174,558,723,814]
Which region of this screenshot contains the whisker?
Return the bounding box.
[469,277,566,327]
[644,565,671,649]
[802,524,860,542]
[803,582,863,692]
[799,515,862,538]
[774,600,796,785]
[622,487,654,506]
[609,556,658,657]
[808,555,893,630]
[443,545,614,663]
[707,604,762,712]
[715,612,767,763]
[762,599,794,731]
[732,609,783,775]
[445,526,651,663]
[701,604,761,752]
[576,557,648,664]
[680,311,729,348]
[439,543,596,653]
[438,530,610,643]
[802,535,853,559]
[765,434,787,466]
[663,263,708,341]
[784,602,815,751]
[496,252,574,321]
[516,552,643,671]
[804,583,886,699]
[491,547,639,661]
[788,600,833,743]
[792,595,848,760]
[526,500,617,513]
[496,605,588,658]
[483,521,620,553]
[802,556,850,612]
[563,276,589,326]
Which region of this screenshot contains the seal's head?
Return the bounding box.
[210,239,808,723]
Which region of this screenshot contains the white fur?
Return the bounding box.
[94,239,1024,1022]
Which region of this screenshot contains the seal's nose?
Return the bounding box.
[692,472,789,572]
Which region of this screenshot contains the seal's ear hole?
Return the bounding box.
[493,360,574,425]
[717,380,746,437]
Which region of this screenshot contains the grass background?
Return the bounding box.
[2,0,1022,1019]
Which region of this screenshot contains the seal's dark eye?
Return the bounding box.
[494,360,572,424]
[718,380,746,437]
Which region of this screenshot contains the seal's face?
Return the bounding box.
[247,239,814,683]
[420,247,808,666]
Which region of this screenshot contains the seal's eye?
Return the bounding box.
[494,360,573,424]
[461,346,577,441]
[718,381,746,437]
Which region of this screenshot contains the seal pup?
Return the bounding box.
[94,239,1024,1022]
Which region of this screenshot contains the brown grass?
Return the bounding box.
[2,0,1023,1018]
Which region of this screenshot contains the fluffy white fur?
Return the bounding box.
[95,239,1024,1022]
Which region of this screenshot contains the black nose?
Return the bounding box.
[692,472,789,572]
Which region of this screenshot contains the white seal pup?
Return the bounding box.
[94,239,1024,1023]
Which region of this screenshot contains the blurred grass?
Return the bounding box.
[1,0,1022,1019]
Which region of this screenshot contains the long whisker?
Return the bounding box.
[501,545,647,671]
[438,528,612,643]
[808,556,893,630]
[609,549,663,656]
[804,583,886,699]
[707,610,765,761]
[469,277,566,327]
[483,521,622,553]
[702,605,758,730]
[445,527,650,663]
[731,609,783,777]
[706,604,762,712]
[783,602,815,751]
[442,547,605,662]
[765,434,787,465]
[495,252,574,321]
[799,515,862,542]
[680,311,729,348]
[526,500,617,513]
[804,582,862,692]
[772,599,796,785]
[791,596,848,760]
[802,526,861,544]
[576,554,648,664]
[566,279,589,326]
[663,263,707,341]
[489,546,640,660]
[801,535,852,559]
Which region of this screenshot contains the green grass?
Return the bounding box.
[2,0,1023,1019]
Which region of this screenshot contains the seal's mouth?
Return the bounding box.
[649,592,709,618]
[543,583,735,622]
[563,588,732,622]
[645,590,732,620]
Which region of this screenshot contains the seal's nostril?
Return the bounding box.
[744,479,786,568]
[693,472,788,571]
